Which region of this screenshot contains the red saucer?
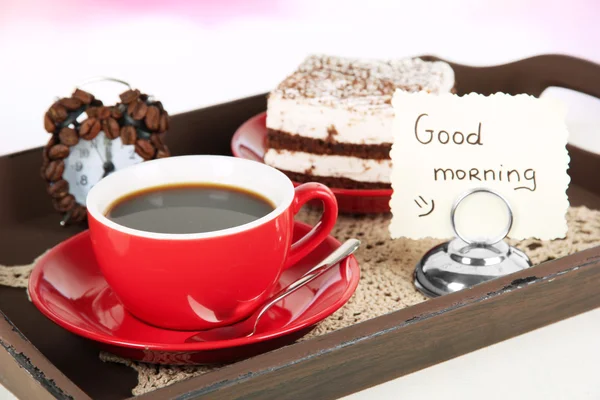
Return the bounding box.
[28,222,359,365]
[231,112,393,214]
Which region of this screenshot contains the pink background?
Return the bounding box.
[1,0,599,155]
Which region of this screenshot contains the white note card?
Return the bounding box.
[389,92,570,241]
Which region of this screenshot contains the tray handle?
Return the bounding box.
[423,54,600,100]
[515,54,600,99]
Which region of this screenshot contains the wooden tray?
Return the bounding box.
[1,54,600,400]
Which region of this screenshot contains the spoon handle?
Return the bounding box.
[251,239,360,334]
[301,238,361,278]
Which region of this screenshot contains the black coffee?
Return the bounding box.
[106,183,275,234]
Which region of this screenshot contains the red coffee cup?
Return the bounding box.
[87,155,338,331]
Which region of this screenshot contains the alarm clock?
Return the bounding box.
[42,83,170,225]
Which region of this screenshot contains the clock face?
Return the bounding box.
[63,132,143,205]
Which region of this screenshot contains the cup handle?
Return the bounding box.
[283,183,338,269]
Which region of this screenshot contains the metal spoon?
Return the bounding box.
[186,239,361,342]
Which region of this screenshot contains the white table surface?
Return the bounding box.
[344,308,600,400]
[1,1,599,398]
[0,387,15,400]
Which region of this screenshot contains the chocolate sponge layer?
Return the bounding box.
[266,129,392,160]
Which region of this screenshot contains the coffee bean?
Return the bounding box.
[49,104,68,123]
[48,179,69,198]
[79,118,101,140]
[145,106,160,130]
[153,101,164,112]
[120,89,140,104]
[111,107,123,120]
[48,144,69,160]
[59,127,79,146]
[86,107,99,118]
[44,160,65,181]
[149,133,163,148]
[103,118,120,139]
[44,112,55,133]
[59,97,82,111]
[72,89,94,105]
[151,134,169,158]
[135,139,155,160]
[53,194,76,212]
[120,126,137,145]
[156,146,170,158]
[130,102,148,120]
[97,106,111,120]
[70,206,87,222]
[158,111,169,133]
[127,101,137,116]
[43,137,57,164]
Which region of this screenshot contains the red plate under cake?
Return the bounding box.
[234,113,389,214]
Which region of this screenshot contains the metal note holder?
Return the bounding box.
[414,188,533,298]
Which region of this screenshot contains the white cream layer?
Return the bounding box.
[264,149,391,183]
[266,95,394,145]
[266,56,455,145]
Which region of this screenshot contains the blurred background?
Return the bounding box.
[1,0,599,156]
[1,2,600,399]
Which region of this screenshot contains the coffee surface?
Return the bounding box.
[106,183,274,234]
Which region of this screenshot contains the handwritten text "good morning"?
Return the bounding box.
[414,113,536,191]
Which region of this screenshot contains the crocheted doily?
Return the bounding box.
[2,206,599,396]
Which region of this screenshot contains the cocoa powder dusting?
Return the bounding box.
[270,54,455,113]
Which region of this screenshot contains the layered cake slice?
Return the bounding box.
[264,54,455,189]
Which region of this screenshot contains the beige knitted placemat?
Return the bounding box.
[2,206,600,396]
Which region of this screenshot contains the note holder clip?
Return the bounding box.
[414,187,533,298]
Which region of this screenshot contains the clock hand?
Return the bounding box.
[102,135,115,178]
[105,135,113,163]
[91,138,105,164]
